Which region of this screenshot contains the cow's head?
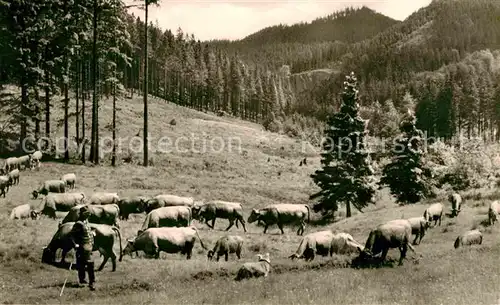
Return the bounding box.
[423,210,432,227]
[207,250,215,261]
[30,210,40,220]
[41,246,56,264]
[344,238,364,254]
[143,198,157,214]
[355,246,374,261]
[247,209,260,223]
[191,205,202,219]
[137,197,149,213]
[122,238,136,258]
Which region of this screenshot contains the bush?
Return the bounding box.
[428,139,499,191]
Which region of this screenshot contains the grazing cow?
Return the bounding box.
[61,173,77,189]
[488,200,500,226]
[8,169,19,186]
[423,202,444,227]
[117,196,149,220]
[5,157,19,172]
[405,217,427,245]
[0,175,10,197]
[207,235,244,261]
[121,226,207,260]
[17,155,31,170]
[87,192,120,205]
[144,194,194,213]
[30,150,42,170]
[32,180,66,199]
[62,204,120,227]
[138,206,192,234]
[37,192,86,219]
[289,230,364,261]
[192,200,247,232]
[10,204,40,220]
[41,222,122,271]
[247,204,310,235]
[356,219,417,266]
[449,193,462,217]
[234,253,271,281]
[454,230,483,249]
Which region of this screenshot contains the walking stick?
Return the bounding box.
[59,262,73,297]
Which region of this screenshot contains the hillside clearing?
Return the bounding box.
[0,95,499,304]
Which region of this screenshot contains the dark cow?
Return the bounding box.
[117,196,149,220]
[207,235,244,261]
[248,204,310,235]
[41,222,123,271]
[355,219,417,266]
[192,200,247,232]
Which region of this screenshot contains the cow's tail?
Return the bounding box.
[407,241,416,253]
[305,205,311,223]
[289,237,307,260]
[111,226,123,262]
[187,207,192,226]
[140,212,152,232]
[80,193,86,204]
[192,226,208,250]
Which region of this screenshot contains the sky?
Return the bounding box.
[125,0,433,41]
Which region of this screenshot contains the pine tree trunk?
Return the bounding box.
[81,60,86,163]
[75,58,80,148]
[112,79,117,167]
[346,201,352,218]
[164,68,167,101]
[45,72,50,138]
[64,80,69,161]
[34,88,40,144]
[143,3,149,167]
[19,78,28,154]
[90,0,98,164]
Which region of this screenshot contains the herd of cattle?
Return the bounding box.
[3,151,500,280]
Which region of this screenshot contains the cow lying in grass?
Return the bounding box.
[234,253,271,281]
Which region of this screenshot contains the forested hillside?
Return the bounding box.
[209,6,399,72]
[2,0,500,159]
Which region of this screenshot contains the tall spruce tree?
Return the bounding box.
[310,72,375,219]
[379,109,430,204]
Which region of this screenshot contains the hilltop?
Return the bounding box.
[209,6,399,72]
[231,6,398,46]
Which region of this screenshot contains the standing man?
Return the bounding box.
[70,206,96,291]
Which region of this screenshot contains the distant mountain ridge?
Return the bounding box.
[238,6,400,45]
[208,6,399,74]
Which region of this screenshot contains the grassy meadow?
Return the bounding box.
[0,93,499,304]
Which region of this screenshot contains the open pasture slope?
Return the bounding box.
[1,96,500,305]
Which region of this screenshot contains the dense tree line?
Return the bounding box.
[214,0,500,142]
[210,6,399,73]
[0,0,297,161]
[2,0,500,164]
